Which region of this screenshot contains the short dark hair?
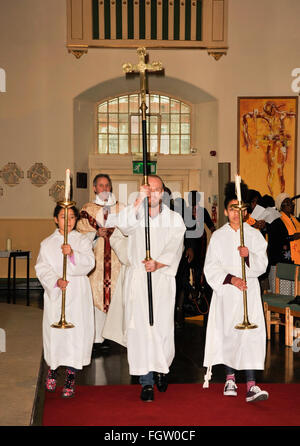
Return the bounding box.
[53,204,80,228]
[224,181,248,209]
[260,194,275,208]
[93,174,113,192]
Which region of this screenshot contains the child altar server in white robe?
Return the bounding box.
[35,204,95,398]
[203,181,269,403]
[106,175,186,402]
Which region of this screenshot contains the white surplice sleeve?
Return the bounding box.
[106,204,141,236]
[245,229,268,278]
[35,244,61,302]
[67,235,95,276]
[110,227,129,266]
[204,233,229,294]
[155,219,186,277]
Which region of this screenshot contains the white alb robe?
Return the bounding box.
[106,204,186,376]
[102,228,129,347]
[35,229,95,370]
[203,223,268,380]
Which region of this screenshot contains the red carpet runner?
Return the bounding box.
[43,383,300,426]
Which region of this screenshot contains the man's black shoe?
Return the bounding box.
[140,385,154,402]
[155,373,168,392]
[92,340,110,357]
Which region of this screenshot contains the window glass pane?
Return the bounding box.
[131,115,139,134]
[98,102,107,113]
[119,114,128,134]
[181,122,190,134]
[98,122,108,133]
[161,122,169,134]
[119,122,128,134]
[181,103,190,113]
[150,95,159,113]
[181,135,190,154]
[109,135,118,153]
[109,113,118,123]
[98,135,108,153]
[170,136,180,154]
[131,135,140,153]
[119,96,128,113]
[150,117,158,134]
[161,113,169,123]
[108,122,118,133]
[171,123,180,133]
[160,135,169,154]
[181,114,190,123]
[108,99,118,112]
[98,113,107,123]
[150,136,158,153]
[119,135,128,154]
[170,114,180,122]
[170,99,180,113]
[160,96,169,113]
[119,113,128,122]
[130,95,139,112]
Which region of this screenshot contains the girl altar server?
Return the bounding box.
[203,182,269,403]
[35,204,95,398]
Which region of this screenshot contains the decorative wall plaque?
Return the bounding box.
[49,181,65,202]
[0,163,24,186]
[27,163,51,187]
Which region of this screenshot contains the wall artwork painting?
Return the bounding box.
[238,97,298,199]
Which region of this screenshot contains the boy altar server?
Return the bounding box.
[203,181,269,403]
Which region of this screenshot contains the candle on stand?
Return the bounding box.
[64,169,71,201]
[235,174,242,202]
[6,238,12,251]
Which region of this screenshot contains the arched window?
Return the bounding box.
[97,93,191,155]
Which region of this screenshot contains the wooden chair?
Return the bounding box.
[285,267,300,347]
[263,263,299,346]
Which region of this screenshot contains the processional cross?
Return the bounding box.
[122,48,164,326]
[123,47,163,123]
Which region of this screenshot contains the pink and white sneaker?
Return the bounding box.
[246,385,269,402]
[45,368,57,392]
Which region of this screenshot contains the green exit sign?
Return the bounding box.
[132,161,157,175]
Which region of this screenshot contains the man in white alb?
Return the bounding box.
[106,175,186,402]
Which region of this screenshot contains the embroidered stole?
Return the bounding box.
[80,208,114,312]
[280,212,300,265]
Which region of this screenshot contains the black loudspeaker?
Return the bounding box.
[77,172,87,189]
[218,163,231,227]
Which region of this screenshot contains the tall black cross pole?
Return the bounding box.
[122,47,163,326]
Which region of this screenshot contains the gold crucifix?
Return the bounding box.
[122,47,163,119]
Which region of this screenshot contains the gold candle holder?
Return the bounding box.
[232,201,257,330]
[51,200,75,329]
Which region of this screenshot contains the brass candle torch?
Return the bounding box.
[51,200,75,329]
[233,201,257,330]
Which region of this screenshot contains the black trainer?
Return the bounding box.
[155,373,168,392]
[140,385,154,402]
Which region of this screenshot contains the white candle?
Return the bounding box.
[235,174,242,202]
[64,169,70,201]
[6,238,12,251]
